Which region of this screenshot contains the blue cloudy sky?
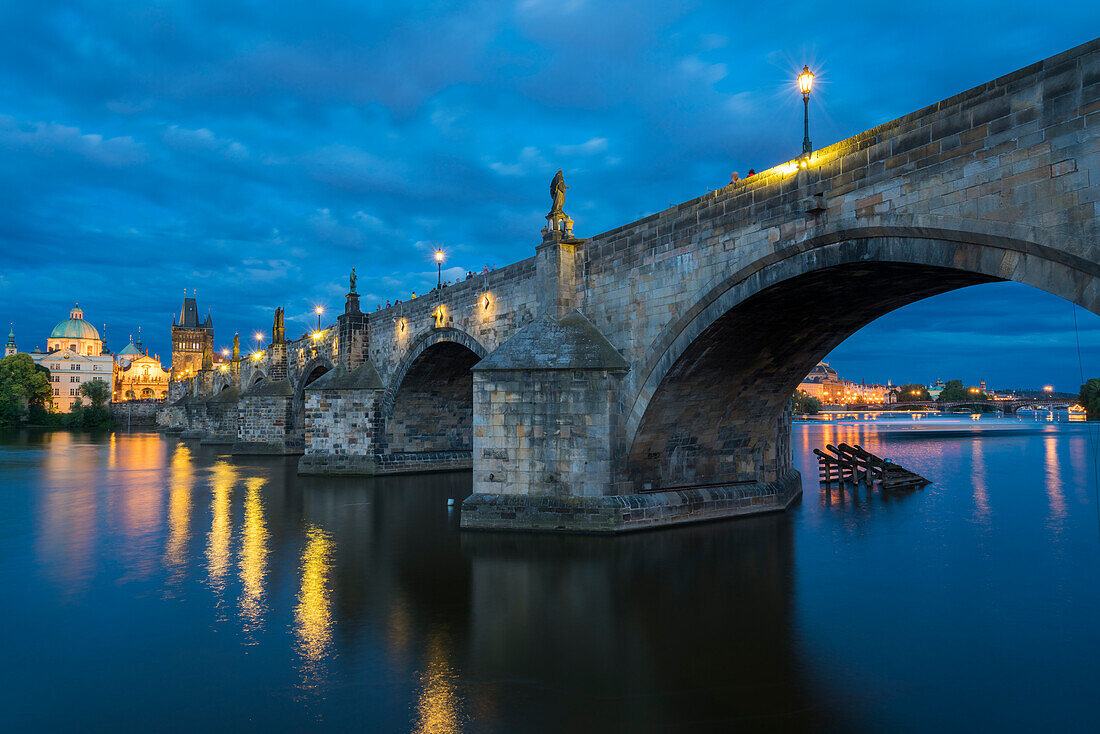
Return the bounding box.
[0,1,1097,391]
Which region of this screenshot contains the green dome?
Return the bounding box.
[118,342,142,356]
[50,305,101,341]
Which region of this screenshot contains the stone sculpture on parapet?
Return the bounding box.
[273,307,286,344]
[349,267,357,294]
[232,332,240,361]
[201,343,213,370]
[544,169,575,240]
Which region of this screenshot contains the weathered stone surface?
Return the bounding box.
[461,470,802,533]
[157,39,1100,531]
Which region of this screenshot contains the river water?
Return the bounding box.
[0,414,1097,732]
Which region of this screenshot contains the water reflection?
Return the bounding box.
[412,630,464,734]
[6,425,1096,733]
[205,461,237,601]
[1044,433,1067,531]
[238,477,269,637]
[294,523,334,692]
[36,431,96,594]
[164,443,194,588]
[972,438,990,524]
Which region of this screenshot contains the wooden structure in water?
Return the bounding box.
[814,443,929,491]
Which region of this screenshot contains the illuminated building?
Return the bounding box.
[30,304,114,412]
[114,332,171,401]
[797,362,893,404]
[171,294,214,380]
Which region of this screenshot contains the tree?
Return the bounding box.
[937,379,989,403]
[0,353,53,426]
[791,390,821,415]
[79,378,111,408]
[894,383,931,402]
[65,378,113,430]
[1081,379,1100,421]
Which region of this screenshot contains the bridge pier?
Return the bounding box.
[297,362,385,475]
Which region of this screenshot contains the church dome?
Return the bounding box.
[118,341,142,357]
[804,362,839,383]
[50,304,101,341]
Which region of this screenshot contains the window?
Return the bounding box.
[70,364,79,371]
[53,388,58,396]
[70,376,78,382]
[69,344,76,351]
[69,388,77,396]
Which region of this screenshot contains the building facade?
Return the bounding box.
[171,296,214,380]
[4,326,15,357]
[114,334,171,401]
[30,305,114,412]
[797,362,893,405]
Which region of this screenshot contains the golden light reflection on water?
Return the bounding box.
[1044,433,1066,528]
[164,443,194,585]
[238,477,269,635]
[205,461,237,598]
[295,524,334,691]
[412,631,464,734]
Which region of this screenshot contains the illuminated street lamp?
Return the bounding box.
[798,65,814,156]
[1043,385,1054,393]
[315,305,323,332]
[434,249,444,291]
[254,332,263,343]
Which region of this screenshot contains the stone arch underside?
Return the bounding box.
[623,234,1100,493]
[384,339,483,454]
[293,358,333,429]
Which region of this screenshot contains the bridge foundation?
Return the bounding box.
[297,362,385,474]
[231,379,299,455]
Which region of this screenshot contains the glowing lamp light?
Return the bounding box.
[311,331,321,340]
[1043,385,1054,392]
[221,349,229,356]
[254,332,263,342]
[798,65,814,96]
[434,249,444,263]
[483,295,490,310]
[315,306,323,314]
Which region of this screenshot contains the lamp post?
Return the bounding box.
[315,306,323,332]
[434,249,444,290]
[798,64,814,156]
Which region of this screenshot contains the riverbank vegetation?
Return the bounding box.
[0,354,52,427]
[1081,379,1100,421]
[0,354,113,430]
[792,390,821,415]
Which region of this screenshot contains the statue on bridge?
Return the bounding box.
[548,169,568,220]
[349,267,357,294]
[273,307,286,344]
[201,343,213,371]
[232,332,240,361]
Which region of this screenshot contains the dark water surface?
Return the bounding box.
[1,416,1098,732]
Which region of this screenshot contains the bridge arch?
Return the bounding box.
[245,369,267,389]
[382,327,488,454]
[623,226,1100,493]
[293,356,334,429]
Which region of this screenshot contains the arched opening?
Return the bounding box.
[385,341,481,454]
[295,362,332,429]
[626,259,1061,492]
[140,388,154,399]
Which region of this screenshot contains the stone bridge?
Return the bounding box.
[161,38,1100,532]
[860,398,1079,413]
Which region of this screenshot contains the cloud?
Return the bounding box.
[555,137,608,157]
[0,0,1096,387]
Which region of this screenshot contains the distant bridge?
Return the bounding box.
[840,398,1077,414]
[162,39,1100,533]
